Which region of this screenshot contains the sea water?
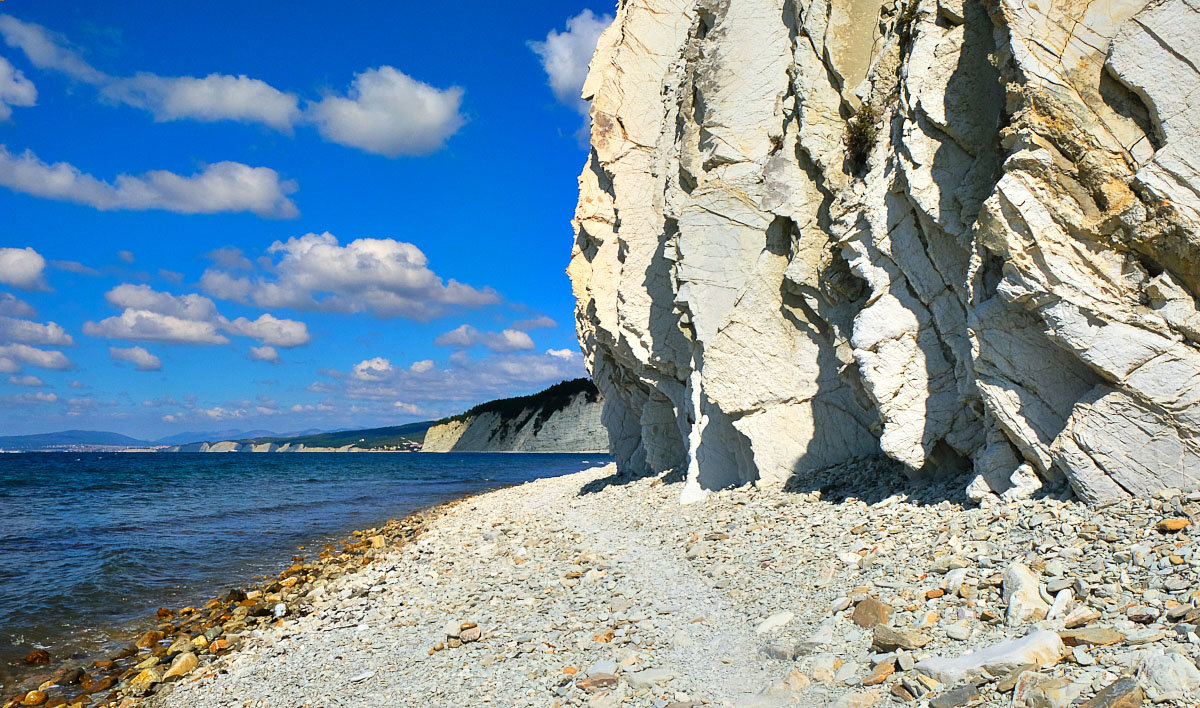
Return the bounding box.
[0,451,606,686]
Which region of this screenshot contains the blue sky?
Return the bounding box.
[0,0,614,439]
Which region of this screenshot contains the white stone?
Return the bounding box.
[755,611,795,634]
[915,630,1066,684]
[1138,653,1200,700]
[1003,563,1049,626]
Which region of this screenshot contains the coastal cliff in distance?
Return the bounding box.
[570,0,1200,503]
[421,379,608,453]
[161,422,432,453]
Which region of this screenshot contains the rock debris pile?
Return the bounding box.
[77,463,1200,708]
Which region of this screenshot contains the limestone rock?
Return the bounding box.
[1003,563,1049,626]
[163,652,198,681]
[570,0,1200,502]
[1138,652,1200,701]
[915,630,1065,685]
[421,380,607,453]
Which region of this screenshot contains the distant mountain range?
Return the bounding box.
[0,430,153,450]
[0,423,435,452]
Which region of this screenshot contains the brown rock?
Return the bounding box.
[460,626,481,643]
[135,630,164,648]
[872,625,932,651]
[43,698,66,708]
[156,608,174,619]
[863,661,895,686]
[1156,518,1191,533]
[24,649,51,665]
[577,674,618,692]
[853,598,894,628]
[162,652,198,681]
[997,665,1037,693]
[127,668,162,696]
[1079,677,1144,708]
[1064,607,1102,629]
[925,589,945,600]
[86,676,116,694]
[1059,627,1125,647]
[92,660,114,671]
[20,691,47,706]
[890,683,916,702]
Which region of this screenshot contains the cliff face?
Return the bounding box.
[421,380,608,453]
[569,0,1200,502]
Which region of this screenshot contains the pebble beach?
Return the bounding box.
[7,460,1200,707]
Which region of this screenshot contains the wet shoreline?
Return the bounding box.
[1,491,467,707]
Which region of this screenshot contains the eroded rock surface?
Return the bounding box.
[569,0,1200,501]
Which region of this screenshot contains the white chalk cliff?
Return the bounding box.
[421,380,608,453]
[569,0,1200,503]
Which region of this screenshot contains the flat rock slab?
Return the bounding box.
[872,626,932,651]
[915,630,1065,684]
[628,667,679,689]
[1059,627,1125,647]
[852,598,893,628]
[1079,678,1144,708]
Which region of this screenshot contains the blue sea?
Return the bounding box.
[0,452,606,687]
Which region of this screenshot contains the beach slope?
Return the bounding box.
[148,463,1200,707]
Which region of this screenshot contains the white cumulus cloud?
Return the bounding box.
[84,309,229,344]
[0,246,47,290]
[0,342,71,371]
[0,292,35,318]
[0,146,299,217]
[0,14,106,83]
[351,356,394,382]
[105,284,220,321]
[434,324,534,352]
[86,284,310,348]
[7,391,56,403]
[201,233,498,320]
[1,16,463,157]
[306,66,465,157]
[511,315,557,330]
[105,72,301,131]
[0,316,73,345]
[7,374,43,386]
[225,314,309,347]
[248,345,280,363]
[531,10,613,116]
[110,345,161,371]
[0,55,36,120]
[0,15,298,131]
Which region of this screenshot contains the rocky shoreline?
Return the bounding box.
[1,500,446,708]
[8,462,1200,707]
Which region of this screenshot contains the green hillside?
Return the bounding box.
[439,378,599,427]
[238,420,435,449]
